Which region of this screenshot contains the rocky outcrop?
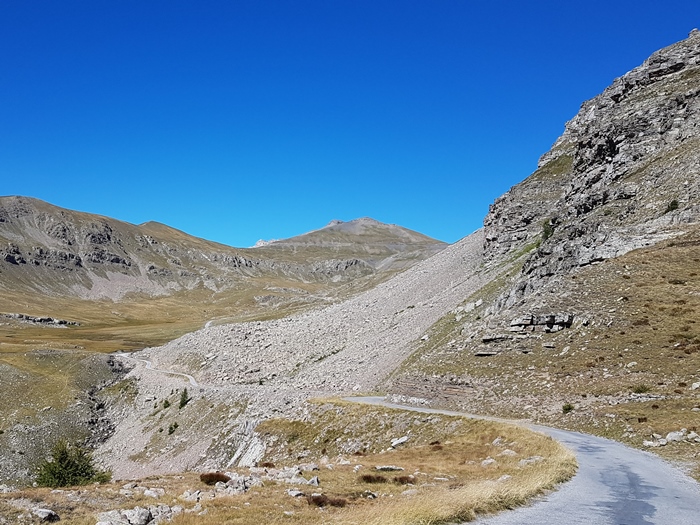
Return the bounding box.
[484,30,700,310]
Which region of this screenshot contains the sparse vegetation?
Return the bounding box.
[168,422,179,435]
[665,199,679,213]
[36,440,110,488]
[542,219,555,241]
[179,388,190,409]
[631,384,651,394]
[562,403,574,414]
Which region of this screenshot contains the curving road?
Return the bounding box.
[114,353,199,387]
[347,397,700,525]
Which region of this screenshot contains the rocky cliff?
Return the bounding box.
[485,29,700,309]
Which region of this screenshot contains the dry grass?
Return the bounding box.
[0,402,576,525]
[392,226,700,478]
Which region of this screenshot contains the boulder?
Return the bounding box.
[33,509,60,523]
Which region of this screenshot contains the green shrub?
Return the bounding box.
[36,440,111,488]
[163,399,171,409]
[179,388,190,409]
[562,403,574,414]
[665,199,679,213]
[168,422,179,435]
[631,384,650,394]
[542,220,555,241]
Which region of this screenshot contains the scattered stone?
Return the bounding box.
[143,488,165,498]
[286,489,305,498]
[518,456,544,467]
[123,506,152,525]
[666,430,686,442]
[375,465,404,471]
[307,476,320,486]
[32,509,60,523]
[481,457,497,467]
[391,436,409,448]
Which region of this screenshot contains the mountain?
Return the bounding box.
[0,196,445,354]
[3,31,700,487]
[389,29,700,471]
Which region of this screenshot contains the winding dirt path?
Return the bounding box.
[114,353,199,387]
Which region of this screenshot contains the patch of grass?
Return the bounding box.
[631,384,651,394]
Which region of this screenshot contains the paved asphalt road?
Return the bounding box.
[347,397,700,525]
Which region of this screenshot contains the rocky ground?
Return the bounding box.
[95,230,499,480]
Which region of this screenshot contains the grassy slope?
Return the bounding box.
[392,226,700,478]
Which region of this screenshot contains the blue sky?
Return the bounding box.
[2,1,700,247]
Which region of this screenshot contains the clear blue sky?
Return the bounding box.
[2,1,699,247]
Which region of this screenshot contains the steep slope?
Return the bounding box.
[388,31,700,476]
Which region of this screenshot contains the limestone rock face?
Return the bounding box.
[484,31,700,309]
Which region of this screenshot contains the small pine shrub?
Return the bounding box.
[163,400,171,409]
[36,440,111,488]
[665,199,679,213]
[179,388,190,409]
[562,403,574,414]
[200,472,231,485]
[168,422,179,435]
[542,219,555,241]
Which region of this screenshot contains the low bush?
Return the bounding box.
[562,403,574,414]
[200,472,231,485]
[631,384,650,394]
[306,494,347,508]
[393,475,414,485]
[360,474,387,484]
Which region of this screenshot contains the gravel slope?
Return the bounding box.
[100,230,497,478]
